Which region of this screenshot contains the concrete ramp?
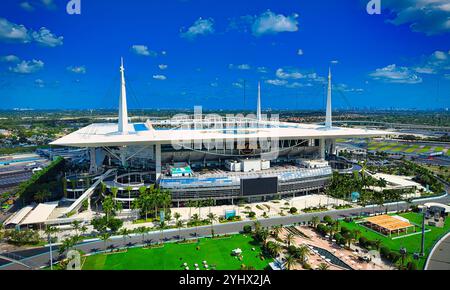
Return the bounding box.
[62,169,116,217]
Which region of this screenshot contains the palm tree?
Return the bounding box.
[284,253,297,270]
[318,263,329,270]
[176,220,184,240]
[311,216,320,228]
[268,242,282,258]
[110,186,119,202]
[207,212,217,237]
[44,226,59,270]
[174,212,181,224]
[253,221,262,233]
[272,225,282,239]
[72,220,81,236]
[100,232,111,252]
[102,196,115,222]
[297,245,310,264]
[118,228,131,248]
[137,226,148,244]
[286,233,295,247]
[158,221,166,244]
[125,186,133,210]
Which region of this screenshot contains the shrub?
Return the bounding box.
[333,233,345,245]
[289,207,298,214]
[323,215,334,225]
[243,225,252,234]
[248,211,256,218]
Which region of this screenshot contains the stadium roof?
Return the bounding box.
[51,121,392,148]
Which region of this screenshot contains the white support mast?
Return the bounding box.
[118,57,129,134]
[325,67,332,129]
[257,81,262,121]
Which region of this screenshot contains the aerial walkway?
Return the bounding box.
[62,169,116,217]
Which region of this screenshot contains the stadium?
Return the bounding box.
[51,60,391,210]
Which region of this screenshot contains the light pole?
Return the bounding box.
[48,232,53,270]
[420,207,426,257]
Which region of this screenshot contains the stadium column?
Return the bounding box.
[89,148,97,173]
[155,143,162,180]
[319,139,325,160]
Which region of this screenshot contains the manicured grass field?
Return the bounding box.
[418,146,432,153]
[82,234,270,270]
[340,212,450,269]
[434,147,444,152]
[405,145,420,153]
[391,145,409,152]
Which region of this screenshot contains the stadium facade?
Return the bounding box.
[52,59,391,208]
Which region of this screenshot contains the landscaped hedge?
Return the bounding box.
[16,157,65,204]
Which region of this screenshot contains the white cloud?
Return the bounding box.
[383,0,450,35]
[210,82,219,87]
[180,18,214,40]
[369,64,422,84]
[335,83,364,93]
[232,82,244,88]
[0,18,31,43]
[9,59,44,74]
[158,64,168,70]
[256,66,268,73]
[331,60,339,64]
[252,10,299,36]
[0,55,20,62]
[297,49,304,56]
[413,50,450,74]
[276,68,304,79]
[31,27,63,47]
[265,79,288,86]
[20,2,34,12]
[229,64,251,70]
[35,79,44,88]
[41,0,56,10]
[67,66,86,74]
[131,45,156,57]
[0,18,63,47]
[153,75,167,80]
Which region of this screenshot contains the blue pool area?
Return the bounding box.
[0,157,41,166]
[133,124,149,132]
[311,246,353,270]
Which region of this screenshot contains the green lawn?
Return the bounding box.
[378,145,396,152]
[391,145,409,152]
[434,147,444,153]
[418,146,432,153]
[405,145,420,153]
[82,234,270,270]
[340,212,450,269]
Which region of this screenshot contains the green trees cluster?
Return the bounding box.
[132,185,172,221]
[1,229,42,246]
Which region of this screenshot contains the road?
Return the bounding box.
[425,233,450,270]
[1,192,449,270]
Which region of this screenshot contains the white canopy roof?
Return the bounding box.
[51,121,393,148]
[20,202,59,225]
[4,205,34,226]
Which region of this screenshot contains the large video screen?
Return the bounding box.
[241,177,278,196]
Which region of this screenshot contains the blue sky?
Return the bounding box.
[0,0,449,110]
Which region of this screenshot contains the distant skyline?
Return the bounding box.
[0,0,449,110]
